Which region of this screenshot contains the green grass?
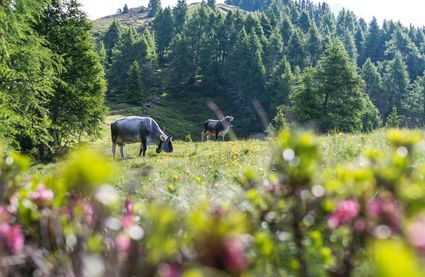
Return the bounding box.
[34,112,419,211]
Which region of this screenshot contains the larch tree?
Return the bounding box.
[36,0,107,157]
[148,0,161,17]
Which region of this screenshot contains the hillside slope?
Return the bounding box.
[92,3,237,35]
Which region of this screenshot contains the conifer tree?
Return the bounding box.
[127,61,144,103]
[364,17,384,63]
[0,0,56,157]
[36,0,107,156]
[362,59,384,114]
[169,34,192,88]
[148,0,161,17]
[382,52,410,121]
[264,27,283,73]
[173,0,188,34]
[294,40,367,132]
[103,21,124,65]
[286,29,310,69]
[152,7,175,62]
[385,27,425,79]
[307,21,322,65]
[268,59,294,111]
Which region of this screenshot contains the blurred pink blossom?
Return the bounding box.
[0,223,24,254]
[367,197,401,230]
[158,263,181,277]
[122,199,135,229]
[124,198,133,214]
[0,206,10,222]
[29,184,54,206]
[122,214,135,229]
[328,200,360,228]
[408,214,425,254]
[116,233,131,253]
[82,200,94,225]
[222,236,249,272]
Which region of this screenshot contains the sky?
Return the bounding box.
[80,0,425,27]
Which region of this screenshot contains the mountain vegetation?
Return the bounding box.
[98,0,425,138]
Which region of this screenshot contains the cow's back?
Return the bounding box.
[112,116,153,144]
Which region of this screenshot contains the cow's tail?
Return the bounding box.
[111,122,118,144]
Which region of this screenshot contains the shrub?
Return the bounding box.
[1,129,425,276]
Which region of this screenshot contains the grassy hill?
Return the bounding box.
[92,3,239,36]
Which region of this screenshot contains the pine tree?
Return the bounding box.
[361,96,382,132]
[340,30,358,64]
[307,21,322,66]
[207,0,216,7]
[286,29,310,69]
[169,34,192,88]
[362,59,384,114]
[0,0,56,158]
[173,0,188,34]
[364,17,384,63]
[123,4,129,13]
[148,0,161,17]
[385,27,425,79]
[294,40,367,132]
[268,59,294,111]
[355,28,366,65]
[298,11,311,33]
[385,106,400,127]
[402,74,425,127]
[103,21,124,65]
[264,27,283,73]
[225,28,266,109]
[281,15,294,45]
[381,51,410,122]
[127,61,144,103]
[36,0,107,155]
[152,7,175,62]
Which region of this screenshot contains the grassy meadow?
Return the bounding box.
[32,115,415,210]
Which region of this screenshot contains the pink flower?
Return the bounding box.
[0,223,24,254]
[116,233,131,253]
[221,236,249,272]
[367,197,401,231]
[82,200,94,225]
[328,200,360,228]
[29,184,54,206]
[0,206,10,223]
[408,214,425,254]
[367,199,382,217]
[125,198,133,214]
[158,263,181,277]
[122,214,135,229]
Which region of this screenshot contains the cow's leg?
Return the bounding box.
[112,143,117,159]
[140,137,147,157]
[120,144,124,158]
[215,132,219,141]
[201,131,205,141]
[139,140,143,157]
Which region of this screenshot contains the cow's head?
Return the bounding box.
[224,116,234,127]
[156,135,174,153]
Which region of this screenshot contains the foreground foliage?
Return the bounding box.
[0,0,106,159]
[1,129,425,276]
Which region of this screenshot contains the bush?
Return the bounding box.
[1,129,425,276]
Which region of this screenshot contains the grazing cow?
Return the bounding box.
[111,116,173,159]
[202,116,234,141]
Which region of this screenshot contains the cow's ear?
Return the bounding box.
[170,136,174,142]
[160,135,167,142]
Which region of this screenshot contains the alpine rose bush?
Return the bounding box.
[0,129,425,276]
